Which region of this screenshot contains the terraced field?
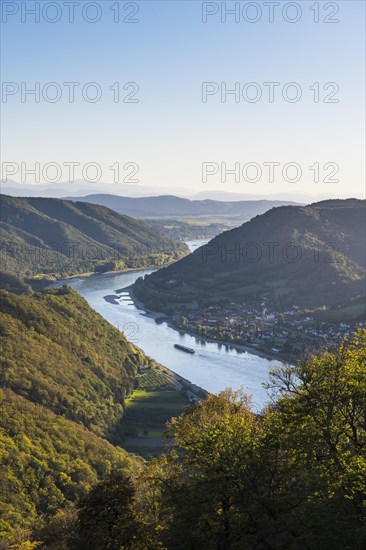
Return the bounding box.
[122,367,189,456]
[134,368,174,390]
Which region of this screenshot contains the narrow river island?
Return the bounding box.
[57,240,282,411]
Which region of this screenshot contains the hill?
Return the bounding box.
[0,287,145,438]
[0,195,188,280]
[14,330,366,549]
[0,388,139,541]
[0,285,148,540]
[67,194,297,219]
[134,200,366,313]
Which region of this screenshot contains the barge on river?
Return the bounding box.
[174,344,195,354]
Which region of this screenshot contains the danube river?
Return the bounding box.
[60,241,281,410]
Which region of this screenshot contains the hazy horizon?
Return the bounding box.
[2,1,365,200]
[1,178,364,203]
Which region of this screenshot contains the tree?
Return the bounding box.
[179,316,188,328]
[144,391,261,549]
[264,328,366,548]
[12,331,365,549]
[76,475,138,549]
[138,331,366,549]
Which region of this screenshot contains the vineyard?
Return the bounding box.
[121,366,189,456]
[135,366,175,390]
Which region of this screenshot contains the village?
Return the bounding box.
[174,299,365,360]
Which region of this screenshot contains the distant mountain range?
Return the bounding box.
[2,180,361,203]
[1,180,192,199]
[66,194,298,220]
[0,195,188,280]
[134,199,366,314]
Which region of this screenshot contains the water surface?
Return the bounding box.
[60,241,281,410]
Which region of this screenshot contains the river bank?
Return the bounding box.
[55,257,280,408]
[53,270,210,400]
[153,361,209,400]
[47,238,206,288]
[119,285,286,364]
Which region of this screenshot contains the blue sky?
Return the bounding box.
[1,0,365,199]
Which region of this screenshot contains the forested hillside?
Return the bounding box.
[0,286,146,544]
[3,330,364,549]
[1,198,364,549]
[0,195,188,280]
[136,199,366,313]
[0,389,139,542]
[0,288,147,438]
[1,287,365,548]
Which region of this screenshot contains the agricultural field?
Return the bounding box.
[314,299,366,322]
[145,217,230,240]
[135,367,174,390]
[127,390,188,410]
[122,367,190,457]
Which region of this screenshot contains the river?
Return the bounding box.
[59,240,281,410]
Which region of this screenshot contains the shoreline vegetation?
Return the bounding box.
[53,265,155,282]
[32,260,174,291]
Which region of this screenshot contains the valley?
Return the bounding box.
[0,197,364,548]
[0,195,188,286]
[58,261,281,409]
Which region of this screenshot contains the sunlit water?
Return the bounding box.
[56,241,281,410]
